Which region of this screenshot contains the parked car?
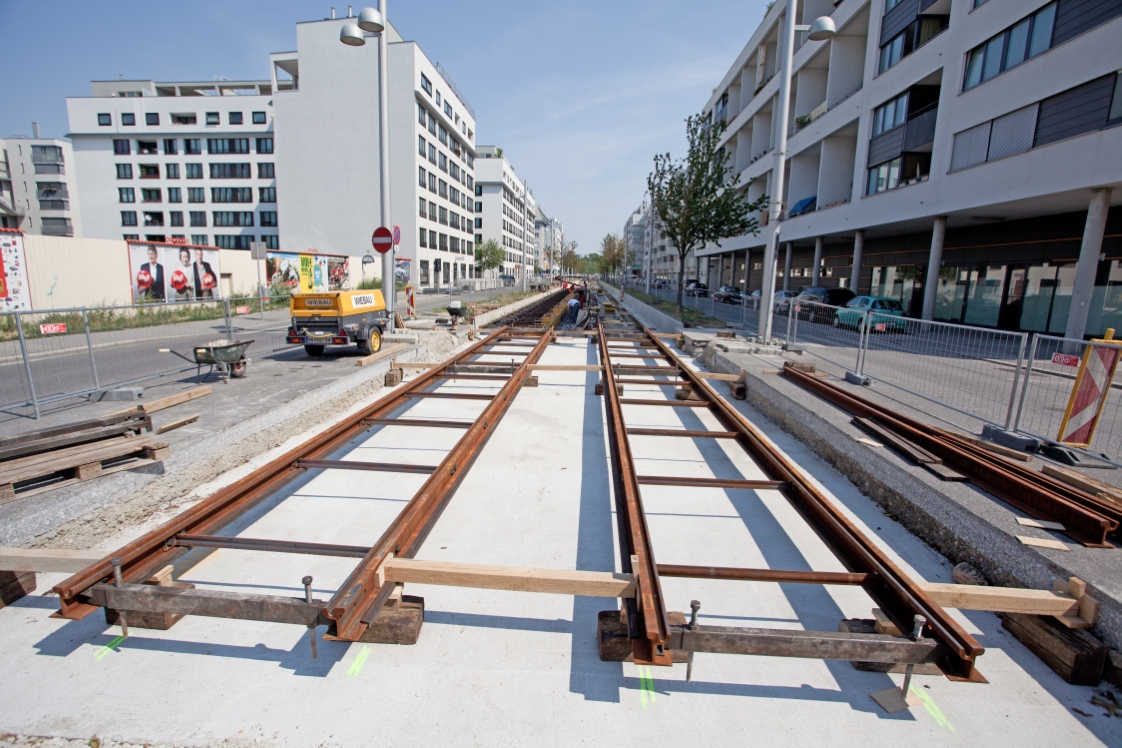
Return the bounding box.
[498,274,516,287]
[652,278,669,289]
[794,286,857,322]
[684,282,709,297]
[833,296,907,332]
[712,285,743,304]
[773,289,799,314]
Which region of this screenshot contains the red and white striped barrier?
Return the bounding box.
[1057,331,1122,447]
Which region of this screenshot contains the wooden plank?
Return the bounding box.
[294,458,436,475]
[0,436,161,485]
[852,417,941,464]
[917,582,1079,616]
[1042,463,1122,505]
[382,557,636,598]
[0,419,152,463]
[89,583,322,626]
[0,411,145,450]
[111,385,212,416]
[1016,516,1066,531]
[626,428,738,439]
[363,418,473,429]
[695,372,742,382]
[393,361,437,369]
[950,432,1033,462]
[1002,612,1106,685]
[156,414,200,434]
[0,547,104,573]
[618,399,710,407]
[637,476,787,490]
[528,364,604,371]
[355,342,408,367]
[0,458,156,505]
[923,462,971,482]
[1017,535,1069,551]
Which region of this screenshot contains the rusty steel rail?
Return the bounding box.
[54,326,551,640]
[593,300,984,680]
[781,365,1120,546]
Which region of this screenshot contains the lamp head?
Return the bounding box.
[339,21,365,46]
[357,6,385,32]
[807,16,837,42]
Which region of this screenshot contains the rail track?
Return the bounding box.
[592,293,984,680]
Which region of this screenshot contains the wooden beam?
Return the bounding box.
[695,372,742,382]
[916,581,1096,621]
[0,547,104,573]
[528,364,603,371]
[382,557,636,598]
[132,385,212,416]
[393,360,437,369]
[1042,463,1122,506]
[156,414,199,434]
[356,342,408,367]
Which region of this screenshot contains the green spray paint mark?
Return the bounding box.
[348,645,371,676]
[637,666,657,708]
[911,687,955,732]
[93,635,126,661]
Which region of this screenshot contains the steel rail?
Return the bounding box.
[53,326,519,619]
[781,366,1119,546]
[634,324,985,679]
[597,320,672,666]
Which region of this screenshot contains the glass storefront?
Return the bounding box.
[870,265,918,305]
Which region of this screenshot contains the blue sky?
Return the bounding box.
[0,0,770,255]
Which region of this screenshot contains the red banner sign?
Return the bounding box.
[39,323,67,335]
[1051,352,1081,368]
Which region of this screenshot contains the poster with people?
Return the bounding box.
[0,229,32,311]
[128,242,222,304]
[267,251,350,293]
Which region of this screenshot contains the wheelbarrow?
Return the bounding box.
[160,339,253,383]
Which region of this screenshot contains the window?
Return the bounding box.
[450,212,460,230]
[885,0,903,10]
[185,139,202,155]
[166,163,180,179]
[253,111,266,124]
[467,153,474,169]
[258,162,274,178]
[214,235,252,249]
[879,32,905,73]
[421,73,432,95]
[188,187,205,202]
[428,114,436,135]
[438,152,448,172]
[124,234,140,240]
[172,114,197,125]
[139,164,159,178]
[119,187,135,203]
[186,163,203,179]
[439,233,448,250]
[116,164,133,179]
[429,200,436,217]
[867,157,903,195]
[168,187,182,203]
[872,92,909,137]
[146,113,159,126]
[419,198,427,218]
[429,230,437,248]
[208,138,249,154]
[229,112,243,125]
[264,235,278,249]
[450,163,460,181]
[191,234,207,245]
[963,3,1056,91]
[428,144,436,164]
[137,140,157,155]
[212,187,253,202]
[439,207,448,225]
[260,211,278,227]
[418,104,427,126]
[438,124,448,146]
[449,186,460,204]
[474,217,481,229]
[141,188,161,203]
[122,113,135,126]
[170,211,184,227]
[164,139,178,155]
[438,179,448,199]
[428,173,436,192]
[450,236,459,253]
[444,101,453,118]
[114,139,131,155]
[259,186,276,202]
[213,211,254,227]
[121,211,138,226]
[190,211,207,226]
[419,166,427,187]
[206,112,219,125]
[419,135,426,156]
[143,211,164,227]
[98,113,111,126]
[420,227,428,247]
[209,163,251,179]
[256,138,273,154]
[435,91,441,106]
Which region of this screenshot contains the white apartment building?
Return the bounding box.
[273,16,477,289]
[534,205,562,273]
[474,147,533,281]
[623,206,646,278]
[67,79,277,248]
[697,0,1122,339]
[0,125,83,237]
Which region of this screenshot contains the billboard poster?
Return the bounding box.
[0,230,32,311]
[267,251,350,293]
[129,242,222,304]
[395,257,411,286]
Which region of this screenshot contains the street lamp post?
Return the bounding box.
[340,4,395,331]
[758,4,835,342]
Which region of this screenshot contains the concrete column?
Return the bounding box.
[1065,188,1113,341]
[921,216,947,321]
[743,249,752,292]
[811,236,823,286]
[849,230,864,292]
[783,242,793,291]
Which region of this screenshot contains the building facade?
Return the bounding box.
[697,0,1122,339]
[0,126,83,237]
[67,79,277,249]
[474,146,533,281]
[623,206,646,278]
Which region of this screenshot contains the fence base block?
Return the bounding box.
[980,424,1040,453]
[844,372,871,386]
[1039,443,1111,468]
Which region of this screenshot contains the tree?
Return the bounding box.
[648,113,767,317]
[474,239,505,277]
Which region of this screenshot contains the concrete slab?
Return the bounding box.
[0,337,1119,746]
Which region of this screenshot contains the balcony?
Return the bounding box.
[40,218,73,236]
[33,163,65,175]
[902,104,938,151]
[30,146,63,164]
[39,200,69,211]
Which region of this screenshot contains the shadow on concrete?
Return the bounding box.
[425,610,571,634]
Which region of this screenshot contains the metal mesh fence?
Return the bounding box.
[1013,334,1122,462]
[859,312,1027,428]
[787,300,863,373]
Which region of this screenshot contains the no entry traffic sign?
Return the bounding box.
[372,226,393,254]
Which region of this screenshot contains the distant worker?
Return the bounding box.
[566,296,581,325]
